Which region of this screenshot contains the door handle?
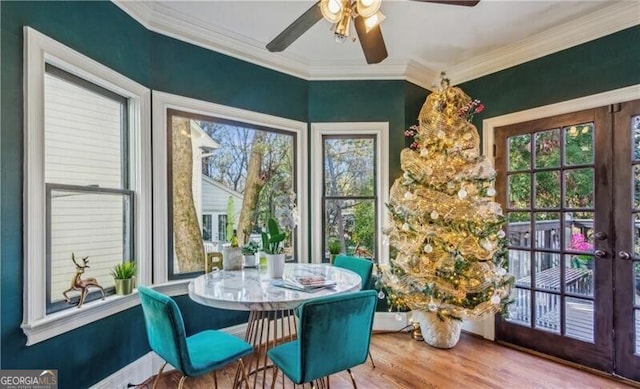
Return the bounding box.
[618,251,632,260]
[593,231,607,240]
[594,250,607,258]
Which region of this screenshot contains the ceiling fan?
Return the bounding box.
[266,0,480,65]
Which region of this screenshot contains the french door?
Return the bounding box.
[494,99,640,381]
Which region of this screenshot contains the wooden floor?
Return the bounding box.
[139,331,638,389]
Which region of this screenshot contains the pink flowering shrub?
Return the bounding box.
[570,232,593,268]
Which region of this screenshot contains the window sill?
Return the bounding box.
[21,280,191,346]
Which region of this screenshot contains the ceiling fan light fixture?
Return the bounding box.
[320,0,344,24]
[356,0,382,18]
[363,11,385,33]
[334,8,352,42]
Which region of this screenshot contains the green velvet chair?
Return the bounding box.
[138,286,253,389]
[267,290,377,388]
[333,254,376,367]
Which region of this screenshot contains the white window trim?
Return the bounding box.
[152,91,308,282]
[310,122,390,265]
[22,27,151,345]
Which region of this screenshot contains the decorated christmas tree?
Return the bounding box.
[380,78,513,348]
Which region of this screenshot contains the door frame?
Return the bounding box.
[464,84,640,341]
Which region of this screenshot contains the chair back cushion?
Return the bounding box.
[138,286,190,373]
[297,290,377,383]
[334,255,374,290]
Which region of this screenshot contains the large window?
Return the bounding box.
[167,110,298,278]
[311,123,389,265]
[152,92,307,282]
[24,27,150,344]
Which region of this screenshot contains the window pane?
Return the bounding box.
[508,134,531,171]
[324,199,375,260]
[535,291,560,333]
[507,212,531,248]
[323,137,375,197]
[45,70,125,188]
[170,114,297,277]
[535,129,560,169]
[534,212,560,250]
[508,173,531,209]
[507,288,531,326]
[564,168,594,208]
[565,297,594,343]
[48,189,131,312]
[535,171,560,209]
[564,123,594,166]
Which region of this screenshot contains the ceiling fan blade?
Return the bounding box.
[353,16,388,64]
[410,0,480,6]
[266,1,323,52]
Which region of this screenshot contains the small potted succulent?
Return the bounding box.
[111,261,136,295]
[242,240,260,268]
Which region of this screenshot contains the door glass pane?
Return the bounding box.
[507,212,530,248]
[565,254,594,297]
[565,212,594,251]
[535,291,560,333]
[634,261,640,305]
[508,134,531,171]
[564,168,594,208]
[634,166,640,209]
[636,310,640,354]
[507,288,531,326]
[534,212,560,250]
[564,123,594,166]
[534,252,561,291]
[634,214,640,257]
[535,129,560,168]
[565,297,594,343]
[508,174,530,208]
[511,250,531,284]
[535,171,560,208]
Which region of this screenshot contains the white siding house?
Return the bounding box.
[201,175,243,245]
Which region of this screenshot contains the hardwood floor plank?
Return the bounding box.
[139,332,637,388]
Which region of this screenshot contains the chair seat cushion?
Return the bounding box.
[184,330,253,377]
[267,341,302,384]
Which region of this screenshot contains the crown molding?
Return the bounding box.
[113,1,638,91]
[444,1,640,86]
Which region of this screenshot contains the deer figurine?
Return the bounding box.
[62,253,105,308]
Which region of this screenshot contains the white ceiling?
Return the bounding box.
[114,0,639,89]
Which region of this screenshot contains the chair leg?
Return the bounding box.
[213,370,218,389]
[368,350,376,368]
[151,362,167,389]
[270,366,279,389]
[238,359,251,388]
[347,368,358,389]
[177,375,187,389]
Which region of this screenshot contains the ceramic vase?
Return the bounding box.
[243,254,257,268]
[222,247,243,270]
[266,253,285,278]
[413,310,463,349]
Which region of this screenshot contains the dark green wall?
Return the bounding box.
[461,25,640,125]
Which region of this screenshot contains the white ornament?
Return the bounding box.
[481,238,494,251]
[447,181,455,189]
[420,148,429,157]
[403,172,410,180]
[497,230,506,239]
[497,268,507,276]
[486,187,496,197]
[402,223,411,231]
[378,290,386,299]
[457,188,468,200]
[404,191,413,200]
[430,211,439,220]
[424,243,433,253]
[425,167,433,176]
[463,132,472,140]
[437,130,446,139]
[428,302,438,311]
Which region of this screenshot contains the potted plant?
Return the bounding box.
[261,218,287,278]
[111,261,136,295]
[242,240,260,268]
[328,239,342,264]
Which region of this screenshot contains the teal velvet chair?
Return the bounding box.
[267,290,377,388]
[333,254,376,367]
[138,286,253,389]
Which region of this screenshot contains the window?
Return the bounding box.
[152,92,307,283]
[44,65,134,313]
[23,28,151,344]
[311,123,389,265]
[322,135,377,261]
[202,214,213,241]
